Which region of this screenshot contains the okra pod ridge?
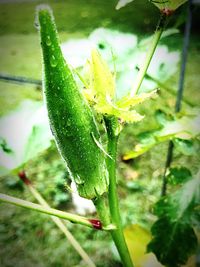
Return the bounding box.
[37,6,109,199]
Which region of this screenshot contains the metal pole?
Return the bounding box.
[161,0,193,196]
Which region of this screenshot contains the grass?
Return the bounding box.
[0,0,200,266]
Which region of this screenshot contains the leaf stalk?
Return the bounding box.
[130,13,168,96]
[0,193,114,231]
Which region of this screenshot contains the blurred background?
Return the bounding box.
[0,0,199,266]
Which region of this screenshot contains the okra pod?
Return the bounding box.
[37,6,108,199]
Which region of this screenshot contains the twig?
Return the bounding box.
[0,193,115,231]
[130,13,168,96]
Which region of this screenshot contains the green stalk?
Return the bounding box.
[19,172,96,267]
[130,13,168,97]
[94,195,111,228]
[0,193,114,231]
[105,117,134,267]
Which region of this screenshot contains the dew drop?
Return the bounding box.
[66,120,71,126]
[74,175,84,185]
[46,35,51,46]
[50,55,58,67]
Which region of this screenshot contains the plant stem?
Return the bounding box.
[105,117,134,267]
[130,13,168,97]
[94,195,111,228]
[0,193,113,231]
[18,171,96,267]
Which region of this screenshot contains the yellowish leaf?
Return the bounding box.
[95,97,144,123]
[89,49,115,100]
[124,224,163,267]
[117,90,157,109]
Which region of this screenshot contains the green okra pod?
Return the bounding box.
[37,6,108,199]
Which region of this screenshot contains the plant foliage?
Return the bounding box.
[123,109,200,160]
[147,170,200,267]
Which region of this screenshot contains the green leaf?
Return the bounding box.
[155,109,171,126]
[148,218,197,267]
[123,131,156,160]
[123,110,200,159]
[116,90,157,109]
[23,124,52,164]
[151,0,188,12]
[0,137,13,154]
[95,98,144,123]
[167,167,192,185]
[173,138,199,156]
[115,0,135,10]
[147,171,200,266]
[0,100,52,174]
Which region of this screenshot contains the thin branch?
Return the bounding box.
[130,13,168,96]
[0,193,114,231]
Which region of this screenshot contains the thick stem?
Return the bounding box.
[105,117,134,267]
[94,195,112,228]
[0,193,113,231]
[130,13,168,97]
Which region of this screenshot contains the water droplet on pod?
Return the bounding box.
[46,35,51,46]
[74,175,84,185]
[50,55,58,67]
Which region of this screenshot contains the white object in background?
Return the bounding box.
[71,180,96,215]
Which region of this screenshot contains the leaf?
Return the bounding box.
[0,137,13,154]
[0,100,52,174]
[147,171,200,267]
[173,138,199,156]
[123,224,163,267]
[89,49,115,101]
[148,218,197,267]
[151,0,188,11]
[123,110,200,159]
[116,0,135,10]
[155,109,171,126]
[167,167,192,185]
[123,131,156,160]
[95,97,144,123]
[116,90,157,109]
